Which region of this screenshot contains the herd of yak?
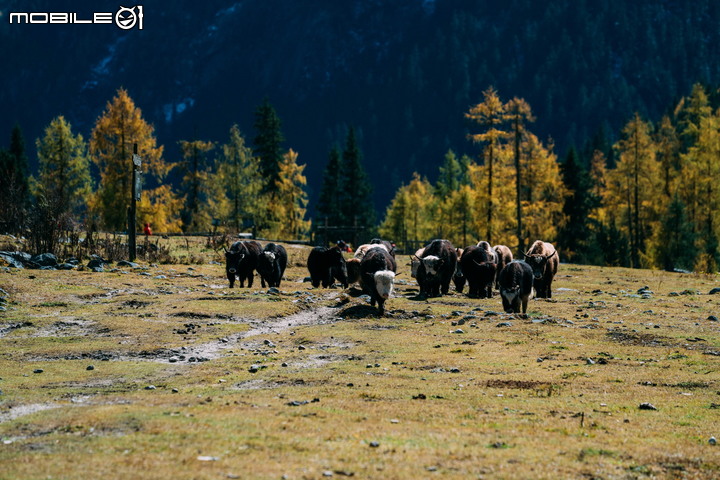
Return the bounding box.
[224,238,559,317]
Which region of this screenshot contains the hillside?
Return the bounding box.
[2,0,720,213]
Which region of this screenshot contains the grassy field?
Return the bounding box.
[1,237,719,479]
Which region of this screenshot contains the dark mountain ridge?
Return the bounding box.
[2,0,720,215]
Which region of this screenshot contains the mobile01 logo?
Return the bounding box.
[9,6,144,30]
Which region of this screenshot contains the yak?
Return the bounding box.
[461,242,497,298]
[257,243,287,288]
[523,240,559,298]
[453,247,466,293]
[493,244,514,289]
[359,247,397,315]
[498,260,534,316]
[417,239,457,297]
[307,246,348,288]
[225,240,263,288]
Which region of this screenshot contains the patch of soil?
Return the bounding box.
[122,299,151,309]
[485,379,555,390]
[0,321,33,338]
[606,330,674,347]
[171,311,213,319]
[234,378,317,390]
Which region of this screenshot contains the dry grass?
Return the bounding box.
[1,240,719,479]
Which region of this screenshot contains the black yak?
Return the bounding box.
[307,246,348,288]
[461,242,497,298]
[257,243,287,288]
[498,260,534,316]
[225,240,263,288]
[417,239,457,297]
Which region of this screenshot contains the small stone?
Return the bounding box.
[586,358,596,365]
[638,402,657,410]
[249,365,260,373]
[281,362,288,367]
[145,385,156,390]
[537,357,544,363]
[708,288,720,295]
[449,368,461,373]
[369,441,380,448]
[452,329,465,334]
[322,472,334,477]
[709,436,717,445]
[33,369,44,374]
[86,365,95,371]
[298,345,306,350]
[171,388,179,393]
[496,322,513,327]
[708,315,718,322]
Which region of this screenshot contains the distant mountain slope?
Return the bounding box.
[2,0,720,214]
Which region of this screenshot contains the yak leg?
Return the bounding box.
[227,273,235,288]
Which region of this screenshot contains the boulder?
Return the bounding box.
[30,253,58,267]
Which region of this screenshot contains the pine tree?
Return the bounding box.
[0,125,30,233]
[316,146,343,226]
[178,139,215,232]
[9,124,29,206]
[379,173,434,251]
[217,125,263,232]
[435,150,462,198]
[89,88,180,232]
[34,116,92,219]
[652,194,696,272]
[558,147,594,262]
[253,99,285,194]
[466,86,507,243]
[434,150,475,246]
[339,127,375,229]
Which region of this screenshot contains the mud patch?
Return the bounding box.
[171,311,213,319]
[606,330,674,347]
[0,321,33,338]
[234,378,315,390]
[485,379,555,390]
[122,299,151,309]
[31,319,97,338]
[288,354,359,369]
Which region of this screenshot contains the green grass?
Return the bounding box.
[1,241,719,479]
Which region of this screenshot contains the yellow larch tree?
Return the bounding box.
[89,88,180,232]
[604,113,661,268]
[270,148,310,240]
[466,86,507,243]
